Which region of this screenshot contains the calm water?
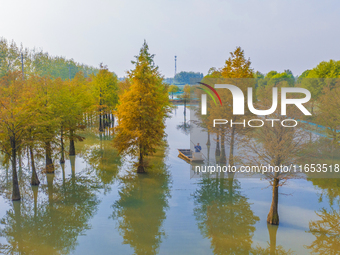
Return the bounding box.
[0,105,339,254]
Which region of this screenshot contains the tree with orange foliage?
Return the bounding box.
[0,72,33,200]
[114,41,170,173]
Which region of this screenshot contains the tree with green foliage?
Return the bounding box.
[317,83,340,144]
[91,64,119,132]
[299,60,340,114]
[114,41,170,173]
[168,84,179,99]
[257,70,295,90]
[0,37,98,80]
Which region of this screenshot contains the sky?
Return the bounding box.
[0,0,339,77]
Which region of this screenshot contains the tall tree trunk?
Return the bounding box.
[215,133,220,159]
[30,145,40,186]
[61,162,66,191]
[18,147,22,180]
[220,132,227,164]
[11,137,21,201]
[267,177,280,225]
[228,171,235,191]
[229,126,235,165]
[45,141,54,173]
[99,112,103,132]
[207,144,210,164]
[69,129,76,156]
[60,126,65,163]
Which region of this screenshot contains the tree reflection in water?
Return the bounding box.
[0,128,121,254]
[306,206,340,255]
[307,178,340,255]
[83,132,122,193]
[111,145,171,255]
[304,138,340,255]
[0,167,101,254]
[76,128,122,187]
[176,105,190,135]
[193,173,259,255]
[251,224,294,255]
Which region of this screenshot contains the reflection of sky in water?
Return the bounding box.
[0,105,337,255]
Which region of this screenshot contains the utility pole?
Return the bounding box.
[21,53,24,80]
[174,56,177,77]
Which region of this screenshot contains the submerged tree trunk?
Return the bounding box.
[69,129,76,156]
[70,156,76,191]
[18,147,22,179]
[61,162,66,191]
[32,186,38,218]
[137,145,145,173]
[46,173,55,204]
[45,141,54,173]
[99,112,103,132]
[267,177,280,225]
[11,137,21,201]
[30,145,40,186]
[60,126,65,163]
[215,133,220,158]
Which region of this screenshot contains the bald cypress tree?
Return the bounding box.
[114,41,169,173]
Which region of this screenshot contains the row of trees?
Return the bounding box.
[174,71,203,84]
[0,38,98,79]
[0,38,171,201]
[0,65,118,200]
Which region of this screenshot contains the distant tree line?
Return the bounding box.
[0,38,98,80]
[174,71,203,84]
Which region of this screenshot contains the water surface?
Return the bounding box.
[0,105,339,254]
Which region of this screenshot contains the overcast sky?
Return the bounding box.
[1,0,339,77]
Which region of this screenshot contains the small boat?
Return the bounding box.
[178,149,204,162]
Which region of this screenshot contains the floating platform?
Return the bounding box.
[178,149,204,163]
